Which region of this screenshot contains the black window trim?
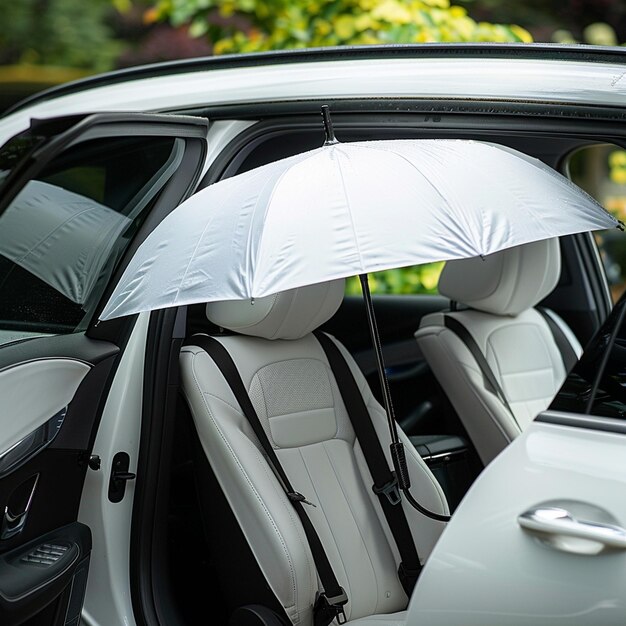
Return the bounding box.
[537,410,626,435]
[0,113,207,217]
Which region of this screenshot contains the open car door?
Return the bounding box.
[407,292,626,625]
[0,113,207,625]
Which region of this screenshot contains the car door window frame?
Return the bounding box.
[0,113,208,342]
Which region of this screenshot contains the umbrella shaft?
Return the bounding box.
[359,274,452,523]
[359,274,399,445]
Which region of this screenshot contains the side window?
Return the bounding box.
[345,262,445,296]
[0,133,185,344]
[567,144,626,302]
[551,294,626,418]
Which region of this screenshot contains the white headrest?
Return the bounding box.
[438,239,561,316]
[205,279,345,340]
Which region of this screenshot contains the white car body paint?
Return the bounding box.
[78,313,149,626]
[407,420,626,625]
[1,57,626,142]
[202,119,255,177]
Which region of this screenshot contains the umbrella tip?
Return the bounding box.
[321,105,338,146]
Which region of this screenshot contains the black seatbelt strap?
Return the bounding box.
[537,307,579,373]
[185,335,347,626]
[314,331,422,595]
[443,316,520,429]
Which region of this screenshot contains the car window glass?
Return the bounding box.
[345,262,444,296]
[567,144,626,302]
[551,293,626,418]
[0,133,185,345]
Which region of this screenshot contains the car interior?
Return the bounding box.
[1,95,624,625]
[130,112,621,625]
[416,237,582,466]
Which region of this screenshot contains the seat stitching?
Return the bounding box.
[322,443,381,616]
[297,445,353,607]
[252,371,272,422]
[429,331,516,446]
[486,322,553,381]
[416,328,490,379]
[324,365,341,439]
[501,366,555,375]
[201,391,241,414]
[186,354,303,612]
[267,407,336,420]
[253,449,317,610]
[251,371,275,448]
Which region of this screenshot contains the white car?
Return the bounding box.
[0,43,625,626]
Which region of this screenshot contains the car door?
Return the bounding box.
[405,290,626,625]
[0,112,207,626]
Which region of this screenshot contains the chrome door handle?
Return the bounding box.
[518,506,626,552]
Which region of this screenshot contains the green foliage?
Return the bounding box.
[150,0,532,55]
[148,0,531,294]
[149,0,532,295]
[553,22,618,46]
[345,262,444,295]
[610,150,626,186]
[0,0,122,72]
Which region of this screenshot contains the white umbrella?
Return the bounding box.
[100,135,618,321]
[99,111,620,521]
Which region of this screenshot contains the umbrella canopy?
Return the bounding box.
[100,138,618,320]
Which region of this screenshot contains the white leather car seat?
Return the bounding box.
[180,280,448,625]
[415,238,582,466]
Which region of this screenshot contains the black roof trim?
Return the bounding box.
[6,43,626,117]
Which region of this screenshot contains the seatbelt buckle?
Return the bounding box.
[372,473,402,506]
[316,588,348,625]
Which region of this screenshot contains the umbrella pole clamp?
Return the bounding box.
[390,441,411,491]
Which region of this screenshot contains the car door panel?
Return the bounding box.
[0,522,91,626]
[407,291,626,625]
[408,421,626,625]
[0,338,120,624]
[0,359,90,458]
[0,113,209,625]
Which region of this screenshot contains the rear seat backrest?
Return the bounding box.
[180,280,448,625]
[415,239,582,466]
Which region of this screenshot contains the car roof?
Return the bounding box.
[6,43,626,115]
[2,43,626,141]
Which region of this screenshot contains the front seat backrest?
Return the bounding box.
[180,280,448,625]
[415,239,582,465]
